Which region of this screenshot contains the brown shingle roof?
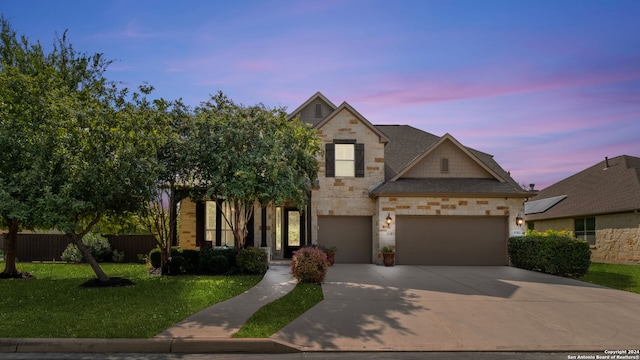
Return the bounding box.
[373,125,528,197]
[371,177,529,197]
[526,155,640,220]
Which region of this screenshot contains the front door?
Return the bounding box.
[284,208,304,258]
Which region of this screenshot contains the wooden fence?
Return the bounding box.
[0,233,157,263]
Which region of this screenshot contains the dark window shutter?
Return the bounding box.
[195,201,205,248]
[355,143,365,177]
[325,143,335,177]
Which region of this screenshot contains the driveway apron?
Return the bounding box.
[271,264,640,351]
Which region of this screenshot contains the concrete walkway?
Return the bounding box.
[156,264,296,339]
[272,264,640,352]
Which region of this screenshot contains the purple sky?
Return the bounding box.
[2,0,639,189]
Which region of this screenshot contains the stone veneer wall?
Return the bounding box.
[177,197,264,251]
[310,108,386,252]
[528,212,640,264]
[376,196,525,265]
[179,198,197,249]
[592,212,640,264]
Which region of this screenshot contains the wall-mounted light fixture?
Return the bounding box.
[385,213,393,227]
[515,213,524,226]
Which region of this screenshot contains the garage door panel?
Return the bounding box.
[396,216,507,265]
[317,216,372,264]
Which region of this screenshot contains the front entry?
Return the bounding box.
[283,208,304,258]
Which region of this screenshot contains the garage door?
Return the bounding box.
[396,216,508,265]
[317,216,372,264]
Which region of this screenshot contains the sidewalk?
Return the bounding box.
[156,263,296,339]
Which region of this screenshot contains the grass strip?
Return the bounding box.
[580,262,640,294]
[233,282,323,338]
[0,262,261,338]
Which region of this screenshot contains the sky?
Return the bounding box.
[1,0,639,189]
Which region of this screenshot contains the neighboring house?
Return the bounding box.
[179,92,531,265]
[525,155,640,264]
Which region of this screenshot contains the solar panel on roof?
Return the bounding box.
[525,195,567,214]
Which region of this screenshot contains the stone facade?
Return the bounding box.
[592,212,640,264]
[530,212,640,264]
[376,196,525,264]
[309,107,386,247]
[179,198,197,249]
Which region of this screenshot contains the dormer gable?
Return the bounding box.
[392,133,505,182]
[315,101,389,144]
[286,92,337,127]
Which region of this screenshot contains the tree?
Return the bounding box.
[39,82,167,283]
[141,99,193,273]
[188,92,321,249]
[0,17,75,277]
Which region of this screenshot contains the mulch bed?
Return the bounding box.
[0,272,35,280]
[80,277,135,288]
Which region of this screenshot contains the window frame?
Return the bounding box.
[574,217,596,246]
[325,139,364,178]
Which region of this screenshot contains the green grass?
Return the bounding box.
[233,282,323,338]
[0,262,261,338]
[580,263,640,294]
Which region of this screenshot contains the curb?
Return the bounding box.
[0,338,300,354]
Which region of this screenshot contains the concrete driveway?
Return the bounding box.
[271,264,640,351]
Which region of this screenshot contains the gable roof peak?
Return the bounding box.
[390,132,506,182]
[286,91,337,121]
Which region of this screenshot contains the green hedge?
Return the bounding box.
[508,233,591,278]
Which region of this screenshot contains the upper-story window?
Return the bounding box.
[335,144,355,177]
[325,140,364,178]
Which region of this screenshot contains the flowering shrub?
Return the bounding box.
[290,246,329,284]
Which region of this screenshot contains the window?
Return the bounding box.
[325,141,364,178]
[315,103,322,118]
[440,158,449,173]
[275,206,282,251]
[575,217,595,245]
[205,201,235,247]
[335,144,355,177]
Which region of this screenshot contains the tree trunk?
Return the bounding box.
[1,218,20,277]
[68,233,110,282]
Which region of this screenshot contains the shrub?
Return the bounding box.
[61,233,113,263]
[181,249,200,273]
[237,247,268,274]
[509,233,591,278]
[148,247,162,268]
[291,246,329,284]
[60,244,84,263]
[199,248,237,274]
[112,249,125,263]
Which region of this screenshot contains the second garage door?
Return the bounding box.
[317,216,372,264]
[396,216,508,265]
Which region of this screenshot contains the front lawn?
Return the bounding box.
[0,262,261,338]
[233,282,323,338]
[580,262,640,294]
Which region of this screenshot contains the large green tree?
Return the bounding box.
[188,92,321,249]
[0,17,165,282]
[0,17,86,277]
[38,83,166,282]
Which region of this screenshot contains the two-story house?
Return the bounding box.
[178,92,530,265]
